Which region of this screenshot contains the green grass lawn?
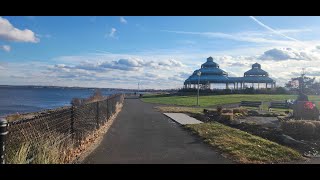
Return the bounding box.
[142,94,320,108]
[185,122,303,164]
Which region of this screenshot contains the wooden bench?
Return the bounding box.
[240,101,263,111]
[268,101,290,111]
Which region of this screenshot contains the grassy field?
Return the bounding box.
[142,94,320,108]
[185,122,303,163]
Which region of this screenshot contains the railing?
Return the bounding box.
[0,94,125,164]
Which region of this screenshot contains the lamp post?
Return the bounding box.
[197,71,201,106]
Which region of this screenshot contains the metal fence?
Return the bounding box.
[0,94,124,164]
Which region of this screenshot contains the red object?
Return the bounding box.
[304,101,315,110]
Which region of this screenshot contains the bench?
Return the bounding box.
[240,101,263,111]
[268,101,290,111]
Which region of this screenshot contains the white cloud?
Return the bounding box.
[259,48,314,61]
[0,16,39,43]
[3,43,320,89]
[51,58,185,72]
[108,28,117,38]
[1,45,11,52]
[120,17,127,24]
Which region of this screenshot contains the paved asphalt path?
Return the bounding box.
[83,97,233,164]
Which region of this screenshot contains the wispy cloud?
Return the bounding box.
[108,27,117,38]
[0,16,39,43]
[163,30,300,46]
[0,45,11,52]
[249,16,300,42]
[120,17,127,24]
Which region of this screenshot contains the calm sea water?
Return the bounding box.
[0,86,130,117]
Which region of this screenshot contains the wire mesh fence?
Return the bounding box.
[4,94,124,163]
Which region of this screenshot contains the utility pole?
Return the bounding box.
[300,68,306,93]
[197,71,201,106]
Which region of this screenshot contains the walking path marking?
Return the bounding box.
[164,113,203,125]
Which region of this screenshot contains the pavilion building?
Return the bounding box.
[183,57,276,90]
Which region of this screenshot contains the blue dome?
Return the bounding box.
[244,63,268,76]
[201,57,219,68]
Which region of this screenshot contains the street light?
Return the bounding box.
[197,71,201,106]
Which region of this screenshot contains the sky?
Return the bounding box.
[1,16,320,89]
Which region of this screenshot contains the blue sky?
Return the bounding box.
[1,16,320,89]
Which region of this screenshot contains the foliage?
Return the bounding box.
[71,89,105,106]
[286,73,320,95]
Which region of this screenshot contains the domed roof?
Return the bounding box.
[201,57,219,68]
[184,57,229,84]
[192,68,228,76]
[252,63,261,69]
[244,63,268,76]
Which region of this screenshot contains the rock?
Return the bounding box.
[280,134,307,146]
[248,110,259,116]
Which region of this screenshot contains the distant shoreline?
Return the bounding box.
[0,84,178,92]
[5,105,70,122]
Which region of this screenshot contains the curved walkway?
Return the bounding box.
[83,97,233,164]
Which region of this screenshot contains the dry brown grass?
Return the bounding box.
[6,96,125,164]
[155,106,205,114]
[220,113,234,122]
[7,132,73,164]
[6,113,24,122]
[232,108,248,115]
[186,122,303,164]
[281,120,320,139]
[222,109,233,114]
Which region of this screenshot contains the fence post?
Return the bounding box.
[0,118,8,164]
[70,106,75,141]
[106,98,109,122]
[96,101,100,128]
